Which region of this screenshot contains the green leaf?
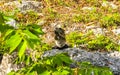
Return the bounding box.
[32,28,44,35]
[0,13,4,24]
[0,24,13,33]
[79,69,85,75]
[3,15,13,21]
[6,33,22,53]
[24,29,39,39]
[53,57,63,66]
[18,40,27,59]
[59,54,72,64]
[25,38,34,49]
[3,29,14,40]
[27,71,37,75]
[26,56,31,65]
[87,69,93,75]
[61,70,70,75]
[7,71,15,75]
[24,29,40,49]
[26,63,37,74]
[93,69,98,75]
[29,24,44,35]
[46,59,51,65]
[40,71,51,75]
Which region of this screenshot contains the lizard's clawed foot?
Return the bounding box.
[52,44,69,50]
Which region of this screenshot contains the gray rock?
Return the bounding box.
[6,19,17,29]
[0,1,43,13]
[1,48,120,75]
[17,1,43,13]
[42,48,120,75]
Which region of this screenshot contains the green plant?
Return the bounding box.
[0,12,113,75]
[8,53,113,75]
[8,53,73,75]
[15,11,41,25]
[72,14,83,23]
[66,31,93,47]
[45,7,60,21]
[77,62,113,75]
[100,13,120,27]
[87,35,118,51]
[39,43,52,51]
[0,12,44,62]
[67,31,120,51]
[72,7,101,24]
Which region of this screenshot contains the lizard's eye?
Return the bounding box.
[55,31,58,34]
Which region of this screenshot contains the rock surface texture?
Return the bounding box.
[42,48,120,75]
[1,48,120,75]
[0,1,43,13]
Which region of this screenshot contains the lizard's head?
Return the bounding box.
[54,27,65,35]
[54,27,65,41]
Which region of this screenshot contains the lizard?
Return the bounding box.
[52,27,69,49]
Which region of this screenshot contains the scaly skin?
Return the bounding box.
[53,27,68,49]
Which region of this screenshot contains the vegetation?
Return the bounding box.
[0,0,120,75]
[0,13,113,75]
[67,31,120,51]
